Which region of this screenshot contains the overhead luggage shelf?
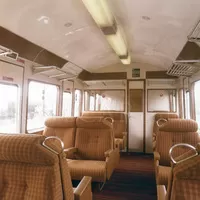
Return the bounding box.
[32,62,83,81]
[188,19,200,44]
[167,62,200,77]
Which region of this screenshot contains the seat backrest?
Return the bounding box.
[43,117,76,149]
[153,113,179,134]
[75,117,113,160]
[156,119,199,166]
[82,112,126,138]
[0,134,74,200]
[166,152,200,200]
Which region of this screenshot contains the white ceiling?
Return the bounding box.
[0,0,199,72]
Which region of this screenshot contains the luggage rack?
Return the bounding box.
[32,61,83,81]
[167,62,200,77]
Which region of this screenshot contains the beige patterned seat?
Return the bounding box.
[82,112,127,150]
[0,134,92,200]
[66,117,120,183]
[154,119,199,186]
[153,113,179,150]
[43,117,76,149]
[157,144,200,200]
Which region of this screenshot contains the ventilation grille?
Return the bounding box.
[188,20,200,43]
[167,63,200,77]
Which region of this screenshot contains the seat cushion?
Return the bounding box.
[67,159,106,182]
[157,166,171,186]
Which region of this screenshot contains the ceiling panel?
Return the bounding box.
[0,0,199,71]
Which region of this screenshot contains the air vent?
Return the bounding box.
[167,63,200,77]
[188,19,200,43]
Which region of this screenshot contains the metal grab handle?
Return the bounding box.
[156,118,167,127]
[169,143,198,164]
[104,117,114,124]
[42,136,64,154]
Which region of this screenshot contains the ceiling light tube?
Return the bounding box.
[105,29,127,56]
[82,0,114,27]
[120,54,131,65]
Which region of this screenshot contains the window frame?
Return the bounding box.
[26,79,60,132]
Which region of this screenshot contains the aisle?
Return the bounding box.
[93,153,157,200]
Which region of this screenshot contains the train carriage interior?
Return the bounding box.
[0,0,200,199]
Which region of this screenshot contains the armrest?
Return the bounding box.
[105,149,115,158]
[74,176,92,200]
[157,185,167,200]
[154,151,160,161]
[64,147,77,159]
[105,148,120,179]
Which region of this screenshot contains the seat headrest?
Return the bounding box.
[155,113,179,121]
[82,112,125,120]
[0,134,58,165]
[76,117,112,129]
[45,117,76,128]
[159,119,198,132]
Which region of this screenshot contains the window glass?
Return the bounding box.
[100,90,124,111]
[185,91,190,119]
[62,92,72,117]
[0,83,19,133]
[194,81,200,130]
[27,81,58,130]
[74,89,81,117]
[148,89,176,112]
[89,94,95,111]
[95,93,100,111]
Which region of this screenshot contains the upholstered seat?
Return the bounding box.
[154,119,199,186]
[67,159,106,182]
[43,117,76,149]
[0,134,92,200]
[153,113,179,150]
[66,117,119,183]
[82,112,127,150]
[157,144,200,200]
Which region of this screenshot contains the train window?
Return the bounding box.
[27,81,58,131]
[74,89,81,117]
[100,90,125,111]
[89,94,95,111]
[185,90,190,119]
[84,91,89,111]
[95,93,100,111]
[148,89,176,112]
[0,83,19,133]
[194,81,200,129]
[62,92,72,116]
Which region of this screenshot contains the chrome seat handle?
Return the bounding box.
[169,143,198,164]
[156,118,167,127]
[42,136,64,154]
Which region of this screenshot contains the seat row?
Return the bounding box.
[42,116,120,184]
[152,113,200,199]
[82,111,127,150]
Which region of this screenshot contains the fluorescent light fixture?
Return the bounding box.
[121,54,131,65]
[106,29,127,56]
[82,0,113,27]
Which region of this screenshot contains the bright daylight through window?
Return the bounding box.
[0,83,19,133]
[194,81,200,131]
[27,81,58,130]
[62,92,72,117]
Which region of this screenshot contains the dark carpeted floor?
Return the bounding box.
[93,153,157,200]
